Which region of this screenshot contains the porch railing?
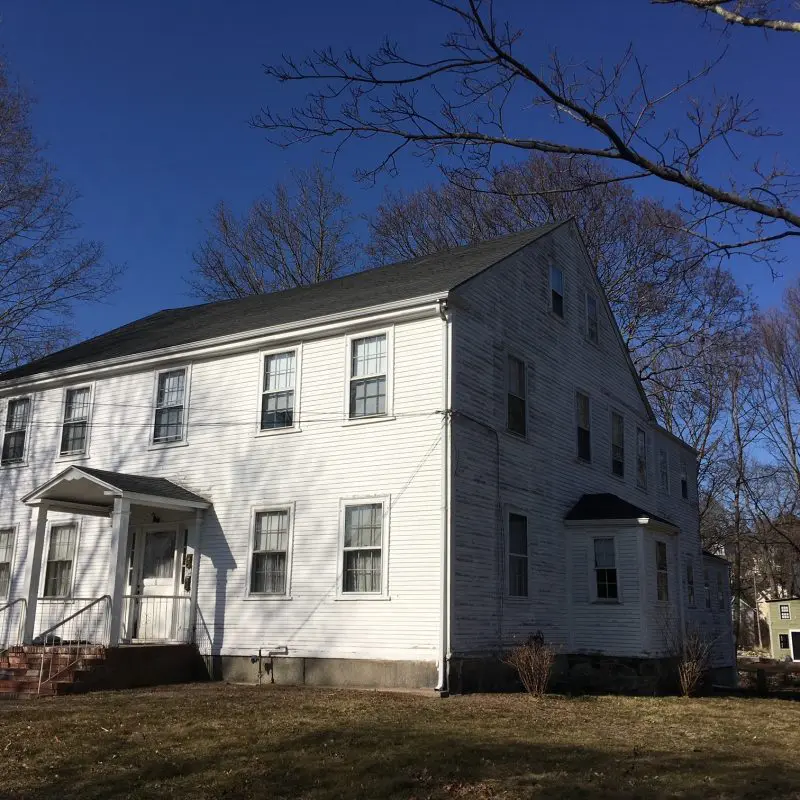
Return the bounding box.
[121,595,192,643]
[0,598,27,654]
[35,595,111,695]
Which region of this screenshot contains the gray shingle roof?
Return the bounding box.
[0,223,564,381]
[565,493,674,527]
[77,466,209,505]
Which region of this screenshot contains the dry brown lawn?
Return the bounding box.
[0,683,799,799]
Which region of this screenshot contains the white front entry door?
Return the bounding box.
[131,528,181,641]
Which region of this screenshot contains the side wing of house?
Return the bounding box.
[448,220,715,673]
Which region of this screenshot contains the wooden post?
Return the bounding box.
[22,501,50,644]
[106,497,131,646]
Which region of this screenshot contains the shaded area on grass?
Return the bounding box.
[2,685,800,799]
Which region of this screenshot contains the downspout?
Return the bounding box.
[436,298,452,696]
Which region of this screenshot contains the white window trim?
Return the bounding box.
[549,265,565,319]
[55,383,95,462]
[505,507,529,600]
[342,328,395,426]
[0,523,19,600]
[610,408,625,480]
[658,448,670,495]
[335,495,391,600]
[584,290,599,345]
[505,352,528,439]
[255,345,303,437]
[40,518,82,600]
[575,389,591,464]
[0,394,34,469]
[636,427,648,491]
[589,533,621,603]
[149,364,192,449]
[243,502,295,600]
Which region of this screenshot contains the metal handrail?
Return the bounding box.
[36,595,111,695]
[0,598,27,656]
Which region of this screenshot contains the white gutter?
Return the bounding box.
[0,292,448,394]
[436,298,452,695]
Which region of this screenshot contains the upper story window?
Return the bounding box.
[550,266,564,318]
[593,537,618,601]
[349,334,387,419]
[44,524,77,598]
[656,540,669,601]
[341,501,386,594]
[250,509,291,595]
[576,392,591,462]
[704,568,711,609]
[658,449,669,494]
[680,460,689,500]
[261,351,297,430]
[611,411,625,477]
[1,397,31,466]
[152,368,187,444]
[780,603,791,620]
[636,428,647,490]
[585,292,599,344]
[507,355,527,436]
[0,528,14,598]
[60,387,91,456]
[686,561,695,607]
[508,513,528,598]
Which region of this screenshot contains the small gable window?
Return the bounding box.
[550,266,564,318]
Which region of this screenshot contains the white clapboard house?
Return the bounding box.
[0,220,735,694]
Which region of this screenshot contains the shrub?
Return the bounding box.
[503,632,555,697]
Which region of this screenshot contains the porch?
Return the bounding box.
[1,465,210,654]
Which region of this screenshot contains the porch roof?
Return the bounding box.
[22,465,211,516]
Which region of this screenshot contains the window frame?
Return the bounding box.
[636,427,648,491]
[1,395,33,468]
[41,520,81,600]
[256,345,303,437]
[780,603,791,620]
[686,560,695,607]
[658,448,670,494]
[244,503,295,600]
[549,265,564,318]
[507,511,529,599]
[585,291,599,345]
[655,539,669,602]
[57,384,94,460]
[592,536,620,603]
[0,524,18,600]
[506,353,527,438]
[343,329,394,425]
[575,391,592,463]
[611,410,625,478]
[149,365,192,448]
[336,495,391,599]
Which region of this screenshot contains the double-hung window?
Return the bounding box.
[2,397,30,465]
[680,460,689,500]
[780,603,791,620]
[550,266,564,317]
[659,449,669,493]
[342,503,384,593]
[508,513,528,597]
[507,355,526,436]
[576,392,591,462]
[43,524,77,598]
[704,569,711,609]
[611,412,625,477]
[686,561,695,607]
[656,541,669,601]
[636,428,648,490]
[60,387,91,456]
[261,351,297,430]
[594,538,618,600]
[153,368,187,444]
[585,292,599,344]
[349,334,387,419]
[250,509,290,595]
[0,529,14,598]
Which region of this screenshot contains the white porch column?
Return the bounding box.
[106,497,132,646]
[188,508,204,643]
[22,501,50,644]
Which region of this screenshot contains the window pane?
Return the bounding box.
[344,550,381,593]
[344,505,382,548]
[157,370,185,407]
[349,377,387,418]
[352,335,387,378]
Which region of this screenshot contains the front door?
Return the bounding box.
[791,631,800,662]
[127,528,181,641]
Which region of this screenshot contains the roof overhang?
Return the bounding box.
[22,466,211,517]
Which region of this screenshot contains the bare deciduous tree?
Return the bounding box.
[190,165,358,301]
[254,0,799,259]
[0,60,118,371]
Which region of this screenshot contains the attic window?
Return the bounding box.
[550,266,564,317]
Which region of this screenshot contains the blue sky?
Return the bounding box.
[4,0,799,342]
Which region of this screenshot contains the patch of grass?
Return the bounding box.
[1,684,799,798]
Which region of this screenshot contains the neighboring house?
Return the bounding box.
[766,599,800,661]
[0,220,735,692]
